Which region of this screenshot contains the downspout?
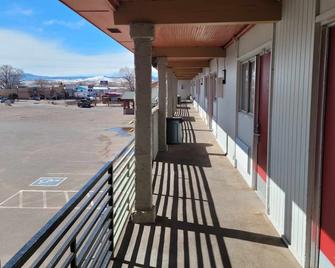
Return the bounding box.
[218,57,228,156]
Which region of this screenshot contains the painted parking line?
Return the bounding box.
[0,190,75,209]
[0,190,105,210]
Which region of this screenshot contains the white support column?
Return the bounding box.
[130,23,156,223]
[167,68,173,117]
[158,57,168,152]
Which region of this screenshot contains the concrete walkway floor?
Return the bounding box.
[110,104,300,268]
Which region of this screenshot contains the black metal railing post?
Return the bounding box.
[70,239,77,268]
[108,164,114,256]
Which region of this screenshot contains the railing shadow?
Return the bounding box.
[175,104,196,144]
[110,104,286,268]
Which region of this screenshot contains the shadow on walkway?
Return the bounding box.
[110,104,286,268]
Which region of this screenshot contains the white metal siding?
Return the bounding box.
[219,44,238,164]
[236,137,251,185]
[238,24,273,57]
[321,0,335,13]
[237,112,253,185]
[178,80,191,100]
[269,0,316,265]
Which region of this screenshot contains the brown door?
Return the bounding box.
[319,26,335,268]
[255,52,271,202]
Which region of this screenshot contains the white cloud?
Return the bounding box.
[43,19,85,30]
[5,6,33,16]
[0,29,134,76]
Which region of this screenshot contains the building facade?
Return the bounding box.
[190,1,335,267]
[5,0,333,267]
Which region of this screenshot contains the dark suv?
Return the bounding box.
[77,98,92,108]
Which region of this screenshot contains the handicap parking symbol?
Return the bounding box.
[30,177,67,187]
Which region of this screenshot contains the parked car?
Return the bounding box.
[0,97,8,103]
[0,97,14,103]
[77,98,92,108]
[31,96,41,101]
[87,95,96,101]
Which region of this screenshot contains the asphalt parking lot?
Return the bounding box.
[0,100,134,264]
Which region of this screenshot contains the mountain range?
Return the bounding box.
[23,73,121,81]
[23,73,158,82]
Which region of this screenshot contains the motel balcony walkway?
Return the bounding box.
[109,104,300,268]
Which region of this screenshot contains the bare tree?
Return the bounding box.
[119,67,135,91]
[36,79,47,90]
[50,87,56,100]
[0,65,23,89]
[35,79,48,97]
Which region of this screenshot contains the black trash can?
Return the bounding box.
[166,117,183,144]
[177,95,181,104]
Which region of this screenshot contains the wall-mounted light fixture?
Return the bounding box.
[222,69,226,84]
[108,28,121,33]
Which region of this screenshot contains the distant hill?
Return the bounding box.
[23,73,158,82]
[23,73,121,82]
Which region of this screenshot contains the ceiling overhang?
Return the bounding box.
[153,47,226,58]
[113,0,281,25]
[60,0,282,80]
[168,60,210,69]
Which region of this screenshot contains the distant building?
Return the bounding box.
[92,86,109,96]
[0,87,30,99]
[64,84,76,98]
[120,85,158,115]
[74,85,89,98]
[151,81,158,106]
[100,80,108,86]
[121,91,135,115]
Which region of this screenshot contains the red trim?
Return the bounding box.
[257,165,267,182]
[320,229,335,266]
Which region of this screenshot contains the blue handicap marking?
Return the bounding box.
[31,177,67,187]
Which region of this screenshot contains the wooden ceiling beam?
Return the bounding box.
[173,68,202,72]
[176,76,196,80]
[168,60,210,69]
[153,47,226,58]
[106,0,120,10]
[173,73,201,79]
[173,69,202,74]
[114,0,281,25]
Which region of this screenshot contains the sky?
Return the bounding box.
[0,0,134,76]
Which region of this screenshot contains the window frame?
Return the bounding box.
[239,57,257,115]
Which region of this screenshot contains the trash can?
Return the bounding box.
[177,95,181,104]
[166,117,183,144]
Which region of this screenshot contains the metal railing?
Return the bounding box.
[4,138,135,268]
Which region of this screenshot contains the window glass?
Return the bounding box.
[249,60,256,114]
[241,62,249,111]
